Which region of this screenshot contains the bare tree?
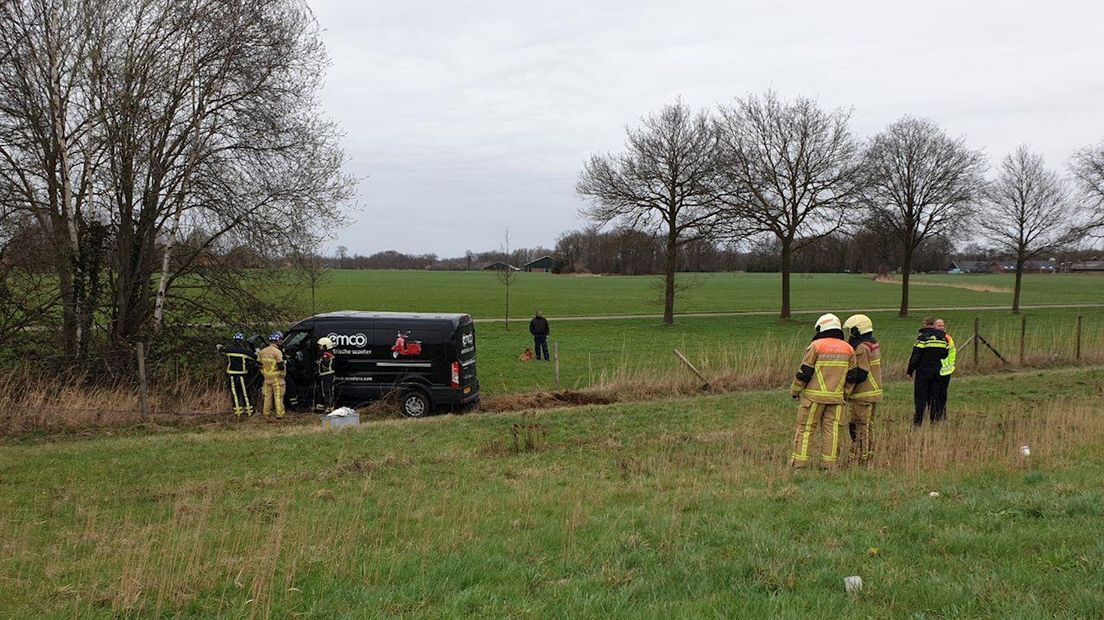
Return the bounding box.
[294,250,329,315]
[1070,141,1104,240]
[577,100,727,324]
[495,229,517,330]
[0,0,354,362]
[862,117,987,317]
[980,146,1078,312]
[0,0,103,357]
[717,91,865,319]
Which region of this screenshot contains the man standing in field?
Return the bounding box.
[843,315,883,466]
[931,318,956,422]
[257,332,287,419]
[529,310,551,361]
[907,317,949,426]
[789,314,857,469]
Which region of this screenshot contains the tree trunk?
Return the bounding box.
[663,234,677,325]
[1012,257,1025,314]
[779,238,792,320]
[899,245,913,318]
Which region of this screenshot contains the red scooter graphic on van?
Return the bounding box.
[391,331,422,358]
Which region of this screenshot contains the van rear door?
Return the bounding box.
[454,321,477,392]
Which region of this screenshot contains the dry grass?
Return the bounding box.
[483,331,1104,413]
[872,274,1014,294]
[0,369,227,435]
[4,327,1103,436]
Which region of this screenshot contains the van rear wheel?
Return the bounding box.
[400,390,430,418]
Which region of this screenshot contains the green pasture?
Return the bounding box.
[441,307,1104,395]
[3,367,1103,618]
[308,270,1104,319]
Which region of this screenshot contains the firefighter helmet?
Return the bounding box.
[844,314,874,337]
[269,331,284,342]
[815,313,842,333]
[317,336,334,350]
[233,332,244,341]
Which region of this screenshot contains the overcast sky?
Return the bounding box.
[309,0,1104,257]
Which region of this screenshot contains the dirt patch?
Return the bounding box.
[481,390,617,413]
[872,275,1012,294]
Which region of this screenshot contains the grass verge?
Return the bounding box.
[1,367,1103,617]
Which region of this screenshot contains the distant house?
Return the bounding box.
[523,256,557,273]
[947,261,992,274]
[1071,261,1104,272]
[482,261,518,271]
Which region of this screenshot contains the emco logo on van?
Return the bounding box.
[462,332,474,347]
[327,332,367,347]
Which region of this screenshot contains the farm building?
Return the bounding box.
[482,261,519,271]
[523,256,557,273]
[948,260,992,274]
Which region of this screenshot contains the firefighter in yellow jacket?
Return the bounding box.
[257,331,286,419]
[789,314,857,469]
[843,314,883,465]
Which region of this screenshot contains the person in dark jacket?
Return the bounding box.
[529,310,550,361]
[315,336,337,413]
[216,332,257,417]
[907,317,950,426]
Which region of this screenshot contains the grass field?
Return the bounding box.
[3,366,1103,618]
[471,307,1104,395]
[305,271,1104,395]
[309,270,1104,319]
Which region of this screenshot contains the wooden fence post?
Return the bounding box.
[553,341,560,391]
[674,349,710,389]
[1019,315,1027,366]
[136,342,149,422]
[973,317,980,368]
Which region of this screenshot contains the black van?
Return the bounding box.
[280,311,479,417]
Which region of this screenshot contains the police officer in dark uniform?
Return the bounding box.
[907,317,950,426]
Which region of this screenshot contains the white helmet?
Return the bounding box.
[317,336,334,350]
[815,313,842,333]
[843,314,874,336]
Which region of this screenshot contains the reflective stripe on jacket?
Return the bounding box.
[257,344,284,380]
[940,334,957,376]
[790,338,856,404]
[222,343,255,375]
[907,327,949,375]
[850,341,883,402]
